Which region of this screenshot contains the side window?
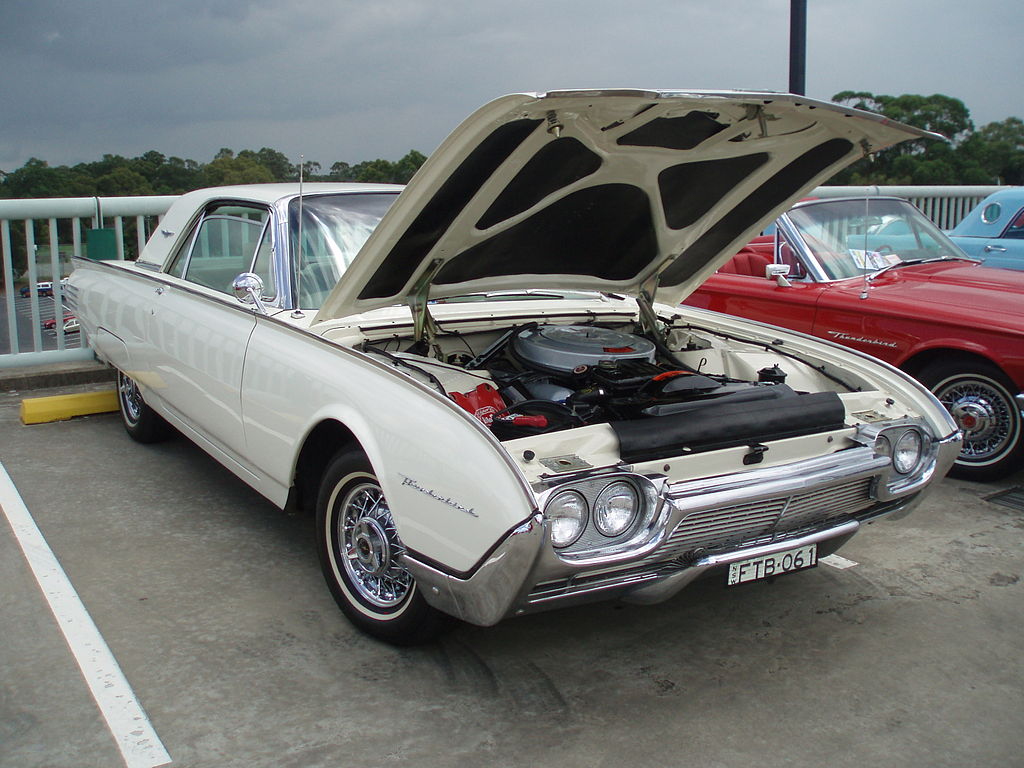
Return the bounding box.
[1003,208,1024,240]
[777,230,807,279]
[165,225,197,278]
[252,223,277,300]
[165,203,270,294]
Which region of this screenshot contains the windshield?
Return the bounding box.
[787,198,965,280]
[289,192,398,309]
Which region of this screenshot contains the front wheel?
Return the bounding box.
[919,360,1023,481]
[315,450,446,645]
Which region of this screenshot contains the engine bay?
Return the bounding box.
[361,320,856,458]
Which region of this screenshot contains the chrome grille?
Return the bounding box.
[525,478,879,606]
[779,480,874,530]
[658,477,874,560]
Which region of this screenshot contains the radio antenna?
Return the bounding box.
[294,154,305,316]
[860,194,870,300]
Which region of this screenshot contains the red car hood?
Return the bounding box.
[833,261,1024,325]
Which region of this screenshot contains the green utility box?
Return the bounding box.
[86,228,118,260]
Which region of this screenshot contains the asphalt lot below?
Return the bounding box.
[0,292,82,355]
[1,381,1022,768]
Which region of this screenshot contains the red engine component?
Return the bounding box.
[450,383,506,426]
[451,383,549,429]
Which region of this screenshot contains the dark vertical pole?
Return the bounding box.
[789,0,807,95]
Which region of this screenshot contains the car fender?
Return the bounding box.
[240,317,538,574]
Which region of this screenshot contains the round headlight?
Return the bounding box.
[593,481,640,537]
[546,491,588,548]
[892,430,923,474]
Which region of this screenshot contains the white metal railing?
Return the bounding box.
[812,185,1009,230]
[0,195,176,366]
[0,186,1012,367]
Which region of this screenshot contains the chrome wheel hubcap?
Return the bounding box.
[937,378,1015,463]
[338,482,412,608]
[119,374,143,424]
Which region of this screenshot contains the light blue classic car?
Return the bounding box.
[948,188,1024,270]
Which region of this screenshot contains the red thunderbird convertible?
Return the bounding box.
[685,196,1024,480]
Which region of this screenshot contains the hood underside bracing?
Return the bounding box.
[316,90,936,323]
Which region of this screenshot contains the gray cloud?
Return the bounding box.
[1,0,1020,173]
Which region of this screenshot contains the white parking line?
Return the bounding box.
[0,462,171,768]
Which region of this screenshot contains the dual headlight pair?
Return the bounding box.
[546,480,641,549]
[874,427,926,475]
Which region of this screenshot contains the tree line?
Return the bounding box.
[2,92,1021,202]
[821,92,1022,185]
[0,147,428,199]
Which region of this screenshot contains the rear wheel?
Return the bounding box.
[315,450,446,645]
[918,360,1023,481]
[116,371,172,443]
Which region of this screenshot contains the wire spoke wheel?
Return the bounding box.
[920,359,1023,480]
[315,450,445,644]
[936,378,1014,463]
[115,370,171,443]
[338,483,413,609]
[118,371,144,425]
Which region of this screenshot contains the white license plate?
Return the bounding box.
[727,543,817,586]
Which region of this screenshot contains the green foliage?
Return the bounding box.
[827,91,1023,185]
[204,154,275,186]
[1,92,1016,196]
[0,146,428,199]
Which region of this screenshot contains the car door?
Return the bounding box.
[685,232,827,335]
[147,202,275,466]
[977,206,1024,270]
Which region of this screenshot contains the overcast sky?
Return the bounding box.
[2,0,1020,172]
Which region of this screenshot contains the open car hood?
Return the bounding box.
[315,90,935,322]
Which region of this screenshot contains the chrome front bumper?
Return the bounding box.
[406,432,961,626]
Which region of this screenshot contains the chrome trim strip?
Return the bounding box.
[663,447,888,503]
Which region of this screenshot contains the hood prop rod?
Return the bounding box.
[407,258,445,356]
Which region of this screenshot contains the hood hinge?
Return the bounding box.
[407,258,445,352]
[636,271,665,340]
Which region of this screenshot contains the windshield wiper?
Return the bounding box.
[866,256,956,281]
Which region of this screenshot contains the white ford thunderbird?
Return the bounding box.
[69,90,961,643]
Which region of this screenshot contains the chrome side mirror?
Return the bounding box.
[765,263,792,287]
[232,272,268,314]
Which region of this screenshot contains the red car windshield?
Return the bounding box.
[787,199,964,280]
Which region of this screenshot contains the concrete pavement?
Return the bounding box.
[0,380,1022,768]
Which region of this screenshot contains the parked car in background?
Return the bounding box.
[686,196,1024,480]
[19,281,53,298]
[948,187,1024,270]
[42,313,75,330]
[69,90,959,644]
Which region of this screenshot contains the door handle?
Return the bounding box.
[984,245,1007,253]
